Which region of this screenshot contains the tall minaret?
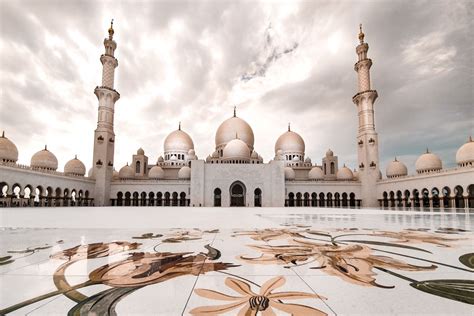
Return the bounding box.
[92,20,120,206]
[352,24,379,207]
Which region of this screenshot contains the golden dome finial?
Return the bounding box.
[108,19,114,40]
[358,23,365,44]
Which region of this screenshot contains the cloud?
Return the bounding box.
[0,0,472,176]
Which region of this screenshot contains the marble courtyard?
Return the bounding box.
[0,207,472,315]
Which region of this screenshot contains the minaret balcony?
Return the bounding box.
[352,89,377,104]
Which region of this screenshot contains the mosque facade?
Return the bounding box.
[1,23,473,209]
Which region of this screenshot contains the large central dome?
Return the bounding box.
[215,111,254,151]
[164,128,194,153]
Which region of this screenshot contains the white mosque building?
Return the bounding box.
[1,23,473,209]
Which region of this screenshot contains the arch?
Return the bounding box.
[319,192,325,207]
[54,187,62,207]
[389,191,395,208]
[140,192,147,206]
[136,161,141,173]
[382,191,388,208]
[179,192,187,206]
[311,192,317,207]
[431,187,440,208]
[172,192,178,206]
[413,189,420,208]
[254,188,262,207]
[230,181,246,207]
[421,188,429,208]
[214,188,222,207]
[442,186,451,208]
[349,192,356,207]
[396,190,403,207]
[71,189,77,206]
[326,192,333,207]
[303,192,310,207]
[334,192,341,207]
[296,192,302,207]
[454,186,464,208]
[330,162,335,174]
[157,192,163,206]
[404,190,411,207]
[288,192,295,207]
[342,192,348,207]
[148,192,155,206]
[132,192,139,206]
[124,192,131,206]
[0,182,8,199]
[117,192,123,206]
[164,192,171,206]
[468,184,474,209]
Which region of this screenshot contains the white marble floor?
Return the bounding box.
[0,207,472,315]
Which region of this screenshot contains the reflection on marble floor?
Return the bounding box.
[0,211,473,315]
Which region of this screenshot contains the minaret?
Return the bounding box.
[352,24,379,207]
[92,20,120,206]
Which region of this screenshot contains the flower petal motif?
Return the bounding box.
[225,277,257,296]
[260,276,285,296]
[268,291,325,300]
[194,288,243,301]
[192,276,327,315]
[189,299,248,315]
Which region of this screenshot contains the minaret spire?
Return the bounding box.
[288,122,291,132]
[92,20,120,206]
[233,106,236,117]
[179,121,181,130]
[108,19,114,40]
[352,24,379,207]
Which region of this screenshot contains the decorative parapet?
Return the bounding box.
[0,161,90,180]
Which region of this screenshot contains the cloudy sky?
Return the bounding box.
[0,0,472,175]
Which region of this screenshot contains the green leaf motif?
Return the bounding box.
[338,239,432,253]
[410,279,474,305]
[459,253,474,269]
[68,287,140,316]
[0,255,14,266]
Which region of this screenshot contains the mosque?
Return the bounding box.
[0,23,473,209]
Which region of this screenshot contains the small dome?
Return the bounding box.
[215,114,254,151]
[386,158,408,178]
[164,128,194,153]
[275,128,305,155]
[211,150,219,158]
[292,156,300,162]
[188,149,196,156]
[206,155,211,162]
[88,167,94,178]
[64,156,86,176]
[251,150,258,159]
[223,138,250,160]
[112,169,119,180]
[148,165,165,179]
[308,166,324,180]
[119,163,134,179]
[353,169,359,180]
[178,166,191,179]
[415,150,442,173]
[31,146,58,170]
[305,157,311,163]
[0,131,18,162]
[170,155,178,161]
[157,156,164,163]
[336,165,353,181]
[326,149,334,157]
[456,137,474,167]
[284,167,295,180]
[137,148,145,155]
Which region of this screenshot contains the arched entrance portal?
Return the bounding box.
[230,181,246,207]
